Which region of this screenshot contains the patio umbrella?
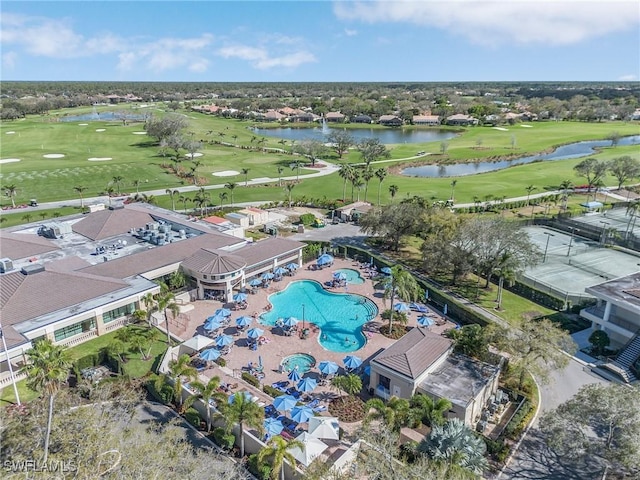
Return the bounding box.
[286,263,299,270]
[424,289,429,300]
[381,266,393,275]
[282,317,299,327]
[249,278,263,287]
[332,271,347,281]
[317,361,339,375]
[214,334,234,347]
[288,368,302,382]
[274,267,288,276]
[418,315,435,327]
[181,334,214,353]
[235,316,253,327]
[199,348,221,361]
[214,308,232,317]
[289,432,328,467]
[393,302,410,313]
[264,418,284,436]
[246,327,264,339]
[204,318,224,331]
[308,417,340,441]
[316,254,334,266]
[273,394,298,413]
[262,272,275,280]
[296,377,317,393]
[228,391,254,404]
[233,292,248,303]
[291,405,314,423]
[343,355,362,370]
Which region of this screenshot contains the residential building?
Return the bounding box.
[412,115,440,126]
[335,202,373,222]
[445,114,479,126]
[351,114,373,124]
[325,112,346,123]
[378,115,403,127]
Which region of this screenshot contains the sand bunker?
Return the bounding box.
[212,170,240,177]
[43,154,65,159]
[0,158,21,164]
[492,127,509,131]
[185,152,204,158]
[132,131,147,135]
[96,129,106,132]
[78,123,89,126]
[6,131,15,135]
[88,157,113,162]
[520,125,533,128]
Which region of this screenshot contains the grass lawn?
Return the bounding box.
[0,379,40,405]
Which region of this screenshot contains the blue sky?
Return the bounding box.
[2,1,639,82]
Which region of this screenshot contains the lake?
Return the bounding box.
[401,135,640,178]
[252,126,457,144]
[61,112,147,122]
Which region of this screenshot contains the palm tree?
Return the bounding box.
[39,212,48,221]
[218,191,228,208]
[166,188,179,211]
[132,179,141,195]
[362,166,375,202]
[194,187,211,216]
[559,180,573,211]
[4,184,17,208]
[178,194,191,213]
[219,392,264,458]
[285,183,295,208]
[291,160,303,182]
[277,166,285,187]
[449,179,458,201]
[388,184,399,202]
[350,171,362,201]
[338,163,354,201]
[384,265,420,332]
[22,213,33,223]
[225,182,237,206]
[104,186,116,206]
[112,175,124,195]
[73,185,87,208]
[186,376,225,432]
[409,394,452,427]
[20,339,72,464]
[418,418,488,475]
[331,373,362,404]
[155,283,179,344]
[165,353,197,412]
[258,436,304,480]
[524,184,536,206]
[241,168,251,186]
[365,396,411,432]
[375,168,387,206]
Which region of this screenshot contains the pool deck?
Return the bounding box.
[170,257,455,425]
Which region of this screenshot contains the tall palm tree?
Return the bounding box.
[155,283,179,344]
[185,376,225,432]
[4,184,18,208]
[241,168,251,187]
[225,182,237,206]
[178,194,191,213]
[365,396,411,432]
[194,187,211,216]
[132,179,141,195]
[338,163,354,201]
[277,166,285,187]
[112,175,124,195]
[20,339,72,464]
[449,179,458,201]
[285,183,295,208]
[559,180,573,211]
[362,166,375,202]
[331,373,362,404]
[290,160,303,182]
[218,191,228,208]
[375,168,387,206]
[350,171,362,201]
[219,392,264,458]
[73,185,87,208]
[409,394,452,428]
[524,184,536,206]
[22,213,33,223]
[388,184,399,202]
[165,353,197,412]
[104,186,116,206]
[258,436,304,480]
[384,265,420,332]
[166,188,179,211]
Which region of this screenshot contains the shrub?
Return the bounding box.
[184,407,201,428]
[505,400,533,439]
[484,437,510,463]
[242,371,260,388]
[299,213,316,225]
[247,453,271,480]
[263,385,281,398]
[211,427,235,450]
[146,374,175,405]
[215,357,226,368]
[75,352,104,372]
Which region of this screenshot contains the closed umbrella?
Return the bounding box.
[214,334,234,347]
[317,361,339,375]
[249,278,262,287]
[199,348,221,361]
[282,317,299,327]
[233,292,248,302]
[214,308,231,317]
[264,418,284,436]
[296,377,317,393]
[273,394,298,413]
[274,267,288,276]
[343,355,362,370]
[393,302,410,313]
[418,315,435,327]
[288,368,302,382]
[235,316,253,327]
[247,327,264,339]
[291,405,314,423]
[443,304,448,315]
[424,289,429,300]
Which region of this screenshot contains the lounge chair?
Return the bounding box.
[306,399,320,409]
[313,405,328,413]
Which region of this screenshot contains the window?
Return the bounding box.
[378,374,390,390]
[103,303,135,324]
[54,318,96,342]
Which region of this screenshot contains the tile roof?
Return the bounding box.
[72,207,155,240]
[372,328,452,379]
[181,249,246,275]
[0,231,59,260]
[234,237,306,265]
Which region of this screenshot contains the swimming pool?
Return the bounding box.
[334,268,365,285]
[281,353,315,373]
[260,280,378,353]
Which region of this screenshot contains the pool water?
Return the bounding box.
[281,353,315,373]
[260,280,378,353]
[334,268,365,285]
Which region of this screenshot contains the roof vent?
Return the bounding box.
[0,258,14,273]
[21,264,45,275]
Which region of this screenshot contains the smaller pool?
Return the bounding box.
[281,353,316,373]
[334,268,365,285]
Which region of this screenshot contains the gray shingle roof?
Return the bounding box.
[72,208,155,241]
[0,231,59,260]
[372,328,452,379]
[234,237,306,265]
[181,249,246,274]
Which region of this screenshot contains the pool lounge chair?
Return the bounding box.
[410,303,430,313]
[313,405,328,413]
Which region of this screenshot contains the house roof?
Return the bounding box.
[325,112,345,119]
[372,328,452,379]
[413,115,440,121]
[447,114,476,121]
[72,207,155,240]
[379,115,401,121]
[586,272,640,314]
[337,201,372,213]
[181,248,246,275]
[234,237,306,266]
[202,215,230,225]
[0,231,60,260]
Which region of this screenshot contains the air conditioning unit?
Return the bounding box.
[0,258,14,273]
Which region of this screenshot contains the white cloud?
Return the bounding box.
[333,0,640,46]
[618,74,637,81]
[2,51,17,69]
[216,44,316,70]
[344,29,358,37]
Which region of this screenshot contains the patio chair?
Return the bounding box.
[306,399,320,409]
[313,405,328,413]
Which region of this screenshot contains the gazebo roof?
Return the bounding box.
[182,248,246,275]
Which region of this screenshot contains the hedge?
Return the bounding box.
[247,454,271,480]
[184,407,201,428]
[504,400,533,439]
[484,436,510,463]
[74,351,106,373]
[262,385,281,398]
[146,374,175,405]
[210,427,235,451]
[504,281,566,310]
[242,372,261,388]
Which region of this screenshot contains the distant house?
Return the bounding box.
[351,114,373,124]
[237,207,270,226]
[325,112,346,123]
[445,114,479,126]
[379,115,403,126]
[369,328,501,426]
[412,115,440,126]
[335,201,373,222]
[264,110,286,121]
[292,112,318,123]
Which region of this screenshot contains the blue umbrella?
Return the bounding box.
[333,271,347,281]
[343,355,362,370]
[381,266,393,275]
[288,368,302,382]
[204,318,223,331]
[296,377,317,393]
[214,308,231,317]
[316,254,334,266]
[363,365,371,376]
[282,317,299,327]
[273,394,298,412]
[249,278,263,287]
[394,302,410,313]
[418,315,435,327]
[274,267,288,276]
[247,327,264,339]
[424,289,429,300]
[264,418,284,436]
[235,316,253,327]
[317,361,339,375]
[214,334,234,347]
[291,405,314,423]
[262,272,275,280]
[228,391,254,404]
[286,263,299,270]
[199,348,221,361]
[233,292,248,302]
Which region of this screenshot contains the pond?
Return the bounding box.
[401,135,640,178]
[61,111,147,122]
[252,125,457,144]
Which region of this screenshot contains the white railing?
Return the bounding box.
[58,330,98,347]
[104,317,128,332]
[0,371,26,387]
